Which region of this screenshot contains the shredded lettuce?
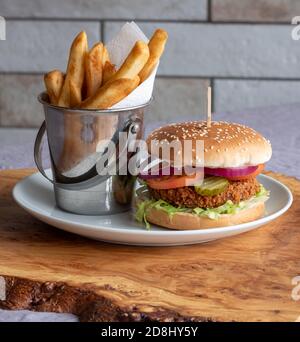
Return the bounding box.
[135,185,270,229]
[135,199,152,230]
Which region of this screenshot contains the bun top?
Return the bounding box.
[146,121,272,168]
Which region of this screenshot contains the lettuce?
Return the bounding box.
[135,199,153,230]
[135,185,270,229]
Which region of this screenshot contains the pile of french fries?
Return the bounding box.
[44,28,168,110]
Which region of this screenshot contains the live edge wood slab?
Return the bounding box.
[0,169,299,322]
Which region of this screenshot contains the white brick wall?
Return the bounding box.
[152,78,210,122]
[214,79,300,112]
[212,0,300,23]
[105,22,300,78]
[0,75,44,127]
[0,0,299,127]
[0,21,100,72]
[0,0,207,20]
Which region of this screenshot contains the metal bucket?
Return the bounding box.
[35,92,150,215]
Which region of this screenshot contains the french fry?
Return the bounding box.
[102,61,117,84]
[139,29,168,83]
[44,70,64,104]
[85,42,103,98]
[107,41,149,83]
[58,31,88,107]
[80,76,140,109]
[102,46,110,65]
[69,79,82,107]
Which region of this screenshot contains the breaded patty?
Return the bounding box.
[148,177,261,209]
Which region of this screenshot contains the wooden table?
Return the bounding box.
[0,169,299,322]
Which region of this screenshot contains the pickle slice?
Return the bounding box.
[194,176,229,196]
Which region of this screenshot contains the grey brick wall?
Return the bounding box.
[1,21,101,72]
[212,0,300,23]
[0,0,299,127]
[105,22,299,78]
[0,0,208,20]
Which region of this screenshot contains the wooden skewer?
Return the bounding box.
[207,86,212,128]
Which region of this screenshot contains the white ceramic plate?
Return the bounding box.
[13,171,293,246]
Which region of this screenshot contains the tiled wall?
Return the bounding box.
[0,0,299,127]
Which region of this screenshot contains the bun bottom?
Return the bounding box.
[146,202,265,230]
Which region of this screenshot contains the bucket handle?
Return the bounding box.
[34,121,54,183]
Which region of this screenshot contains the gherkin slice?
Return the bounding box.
[194,176,229,196]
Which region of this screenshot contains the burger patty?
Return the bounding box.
[148,177,261,209]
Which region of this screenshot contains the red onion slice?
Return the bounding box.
[139,162,259,180]
[204,166,258,178]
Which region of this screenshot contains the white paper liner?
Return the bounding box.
[106,22,158,109]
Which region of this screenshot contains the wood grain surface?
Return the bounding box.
[0,168,299,322]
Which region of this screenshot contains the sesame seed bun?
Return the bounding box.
[145,201,265,230]
[147,121,272,168]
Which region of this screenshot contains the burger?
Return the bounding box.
[135,121,272,230]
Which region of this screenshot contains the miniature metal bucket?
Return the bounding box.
[35,92,150,215]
